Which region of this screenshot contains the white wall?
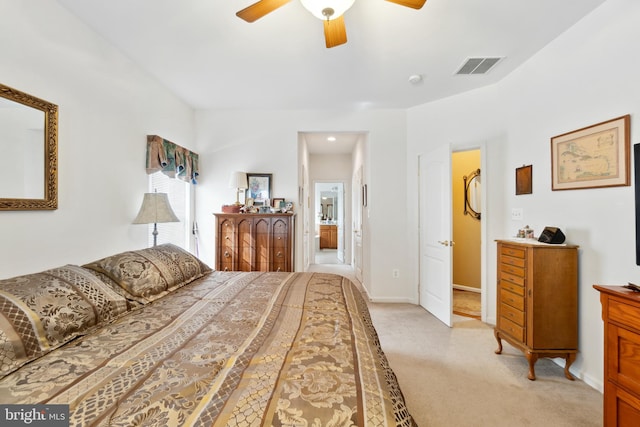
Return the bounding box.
[407,0,640,391]
[194,109,412,302]
[0,0,195,278]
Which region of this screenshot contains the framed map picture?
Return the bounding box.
[551,115,630,190]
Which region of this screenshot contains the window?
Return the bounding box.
[148,171,191,249]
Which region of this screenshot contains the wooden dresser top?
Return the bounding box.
[594,284,640,302]
[496,239,579,249]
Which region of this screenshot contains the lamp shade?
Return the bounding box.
[300,0,355,20]
[229,171,248,190]
[132,193,179,224]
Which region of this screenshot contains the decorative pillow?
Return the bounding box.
[82,243,211,304]
[0,265,129,379]
[85,270,146,311]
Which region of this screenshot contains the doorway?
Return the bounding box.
[451,150,482,319]
[301,131,365,279]
[314,182,345,264]
[418,145,484,327]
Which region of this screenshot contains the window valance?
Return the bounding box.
[146,135,199,184]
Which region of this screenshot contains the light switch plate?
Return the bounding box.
[511,208,523,220]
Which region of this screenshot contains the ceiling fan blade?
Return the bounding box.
[324,16,347,48]
[236,0,292,23]
[385,0,427,9]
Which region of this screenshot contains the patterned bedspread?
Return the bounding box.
[0,271,415,426]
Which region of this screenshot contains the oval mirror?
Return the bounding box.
[0,83,57,210]
[463,168,481,220]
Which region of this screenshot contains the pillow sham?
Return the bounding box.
[82,243,211,304]
[0,264,128,378]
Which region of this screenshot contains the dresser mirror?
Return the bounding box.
[0,83,58,210]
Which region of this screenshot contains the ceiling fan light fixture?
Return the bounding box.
[300,0,356,20]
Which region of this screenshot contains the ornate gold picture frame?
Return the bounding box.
[0,83,58,210]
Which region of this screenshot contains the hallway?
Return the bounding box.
[314,249,341,265]
[307,262,359,287]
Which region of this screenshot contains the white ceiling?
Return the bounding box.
[56,0,606,112]
[53,1,606,154]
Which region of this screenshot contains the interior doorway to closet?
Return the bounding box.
[451,149,482,320]
[314,182,345,264]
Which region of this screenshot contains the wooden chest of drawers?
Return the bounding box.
[494,240,579,380]
[319,224,337,249]
[594,285,640,426]
[214,213,294,272]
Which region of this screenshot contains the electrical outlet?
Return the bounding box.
[511,208,523,220]
[392,269,400,278]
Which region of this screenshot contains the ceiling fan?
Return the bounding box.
[236,0,426,48]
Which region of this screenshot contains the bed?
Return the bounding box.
[0,244,415,426]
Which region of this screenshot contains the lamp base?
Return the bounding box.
[152,222,158,246]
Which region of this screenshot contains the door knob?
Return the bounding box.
[438,240,454,246]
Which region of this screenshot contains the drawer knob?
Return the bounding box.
[276,251,283,257]
[224,251,230,258]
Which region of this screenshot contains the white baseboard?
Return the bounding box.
[453,283,481,293]
[581,372,604,394]
[368,296,416,304]
[550,360,603,394]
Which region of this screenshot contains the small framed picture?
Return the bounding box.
[272,198,285,209]
[516,165,532,195]
[246,173,272,206]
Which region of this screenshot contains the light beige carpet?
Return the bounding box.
[307,263,603,427]
[369,304,603,427]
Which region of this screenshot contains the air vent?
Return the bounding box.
[456,57,503,75]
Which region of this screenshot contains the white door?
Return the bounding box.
[419,145,453,327]
[353,167,363,282]
[302,166,310,270]
[336,183,345,263]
